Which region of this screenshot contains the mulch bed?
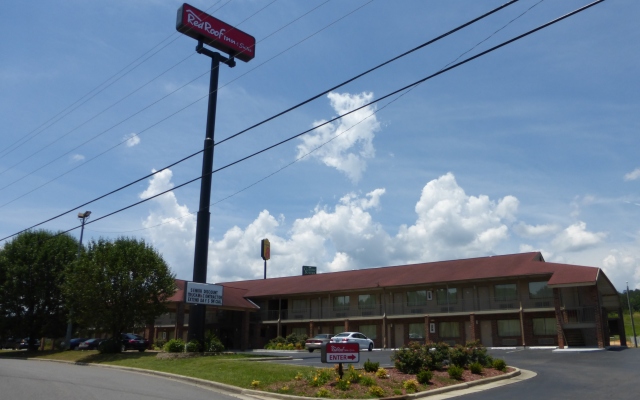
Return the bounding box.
[262,366,513,398]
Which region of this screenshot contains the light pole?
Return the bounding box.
[64,211,91,350]
[626,282,637,347]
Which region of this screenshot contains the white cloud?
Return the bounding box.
[139,169,196,279]
[70,154,85,162]
[514,222,561,238]
[124,132,141,147]
[393,173,517,263]
[624,168,640,181]
[551,221,607,252]
[296,91,380,183]
[602,249,640,290]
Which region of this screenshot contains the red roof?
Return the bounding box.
[217,252,603,297]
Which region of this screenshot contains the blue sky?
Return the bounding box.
[1,0,638,290]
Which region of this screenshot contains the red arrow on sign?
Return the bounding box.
[347,354,356,360]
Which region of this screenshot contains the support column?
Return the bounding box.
[344,319,349,332]
[553,288,565,349]
[382,315,387,348]
[309,321,314,336]
[469,314,478,342]
[591,286,605,348]
[519,306,526,346]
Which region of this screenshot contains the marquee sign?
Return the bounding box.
[185,282,224,306]
[176,3,256,62]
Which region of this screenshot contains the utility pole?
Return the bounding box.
[64,211,91,350]
[626,282,637,347]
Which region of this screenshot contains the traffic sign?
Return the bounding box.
[321,342,359,363]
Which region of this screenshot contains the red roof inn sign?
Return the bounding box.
[321,343,360,363]
[176,3,256,62]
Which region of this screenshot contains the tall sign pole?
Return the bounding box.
[261,238,270,279]
[176,3,255,346]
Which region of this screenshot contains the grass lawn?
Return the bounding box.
[623,311,640,344]
[0,350,308,388]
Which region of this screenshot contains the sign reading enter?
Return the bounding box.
[321,343,359,363]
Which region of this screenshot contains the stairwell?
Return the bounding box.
[564,329,585,347]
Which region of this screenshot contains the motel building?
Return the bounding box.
[146,252,626,350]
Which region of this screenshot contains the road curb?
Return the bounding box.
[23,357,528,400]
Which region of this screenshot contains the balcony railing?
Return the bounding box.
[254,296,555,321]
[563,306,596,324]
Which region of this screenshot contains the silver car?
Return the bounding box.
[305,333,334,352]
[330,332,374,351]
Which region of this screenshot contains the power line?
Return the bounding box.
[0,0,232,161]
[0,0,515,232]
[1,0,604,243]
[0,0,341,202]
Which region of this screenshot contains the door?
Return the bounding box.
[478,287,490,310]
[480,320,493,347]
[394,324,404,348]
[464,321,471,343]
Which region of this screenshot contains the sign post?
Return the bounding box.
[321,342,359,379]
[176,3,255,347]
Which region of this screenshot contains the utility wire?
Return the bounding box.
[0,0,232,161]
[0,0,281,181]
[1,0,604,243]
[0,0,342,201]
[0,0,516,236]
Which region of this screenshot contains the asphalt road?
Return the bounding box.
[0,358,241,400]
[253,347,640,399]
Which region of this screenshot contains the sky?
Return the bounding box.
[1,0,639,291]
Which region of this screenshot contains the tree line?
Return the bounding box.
[0,230,176,350]
[621,288,640,313]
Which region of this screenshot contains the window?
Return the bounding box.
[529,282,552,299]
[360,325,377,339]
[409,323,424,339]
[439,322,460,337]
[333,296,350,311]
[407,290,427,306]
[495,284,517,301]
[359,294,376,309]
[292,299,306,310]
[436,288,458,305]
[533,318,556,335]
[497,320,521,337]
[291,327,307,336]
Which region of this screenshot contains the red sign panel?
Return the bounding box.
[323,343,359,363]
[176,3,256,62]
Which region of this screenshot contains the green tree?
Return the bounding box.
[63,237,176,344]
[0,230,78,349]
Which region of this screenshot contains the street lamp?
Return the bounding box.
[626,282,637,348]
[64,211,91,350]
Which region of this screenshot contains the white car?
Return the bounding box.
[330,332,374,351]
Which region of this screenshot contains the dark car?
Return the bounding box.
[1,337,19,350]
[68,338,89,350]
[77,338,104,351]
[120,333,149,352]
[305,333,334,352]
[18,338,41,350]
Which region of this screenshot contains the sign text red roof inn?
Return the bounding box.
[176,3,256,62]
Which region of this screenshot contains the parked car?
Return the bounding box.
[330,332,374,351]
[18,338,41,350]
[120,333,149,352]
[77,338,104,350]
[68,338,89,350]
[1,337,19,349]
[305,333,334,352]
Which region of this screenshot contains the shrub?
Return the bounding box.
[416,369,433,384]
[360,375,376,387]
[98,338,120,354]
[469,362,483,374]
[466,340,491,366]
[251,380,260,388]
[450,345,470,368]
[448,365,464,380]
[403,379,419,392]
[484,355,495,368]
[392,341,429,374]
[335,378,350,391]
[265,336,285,349]
[154,338,167,349]
[315,388,331,398]
[369,385,385,397]
[492,358,507,372]
[375,368,389,379]
[185,340,201,352]
[204,332,225,353]
[345,365,361,383]
[163,338,185,353]
[364,358,380,372]
[309,368,334,387]
[427,342,451,371]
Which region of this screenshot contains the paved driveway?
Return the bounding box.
[252,347,639,399]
